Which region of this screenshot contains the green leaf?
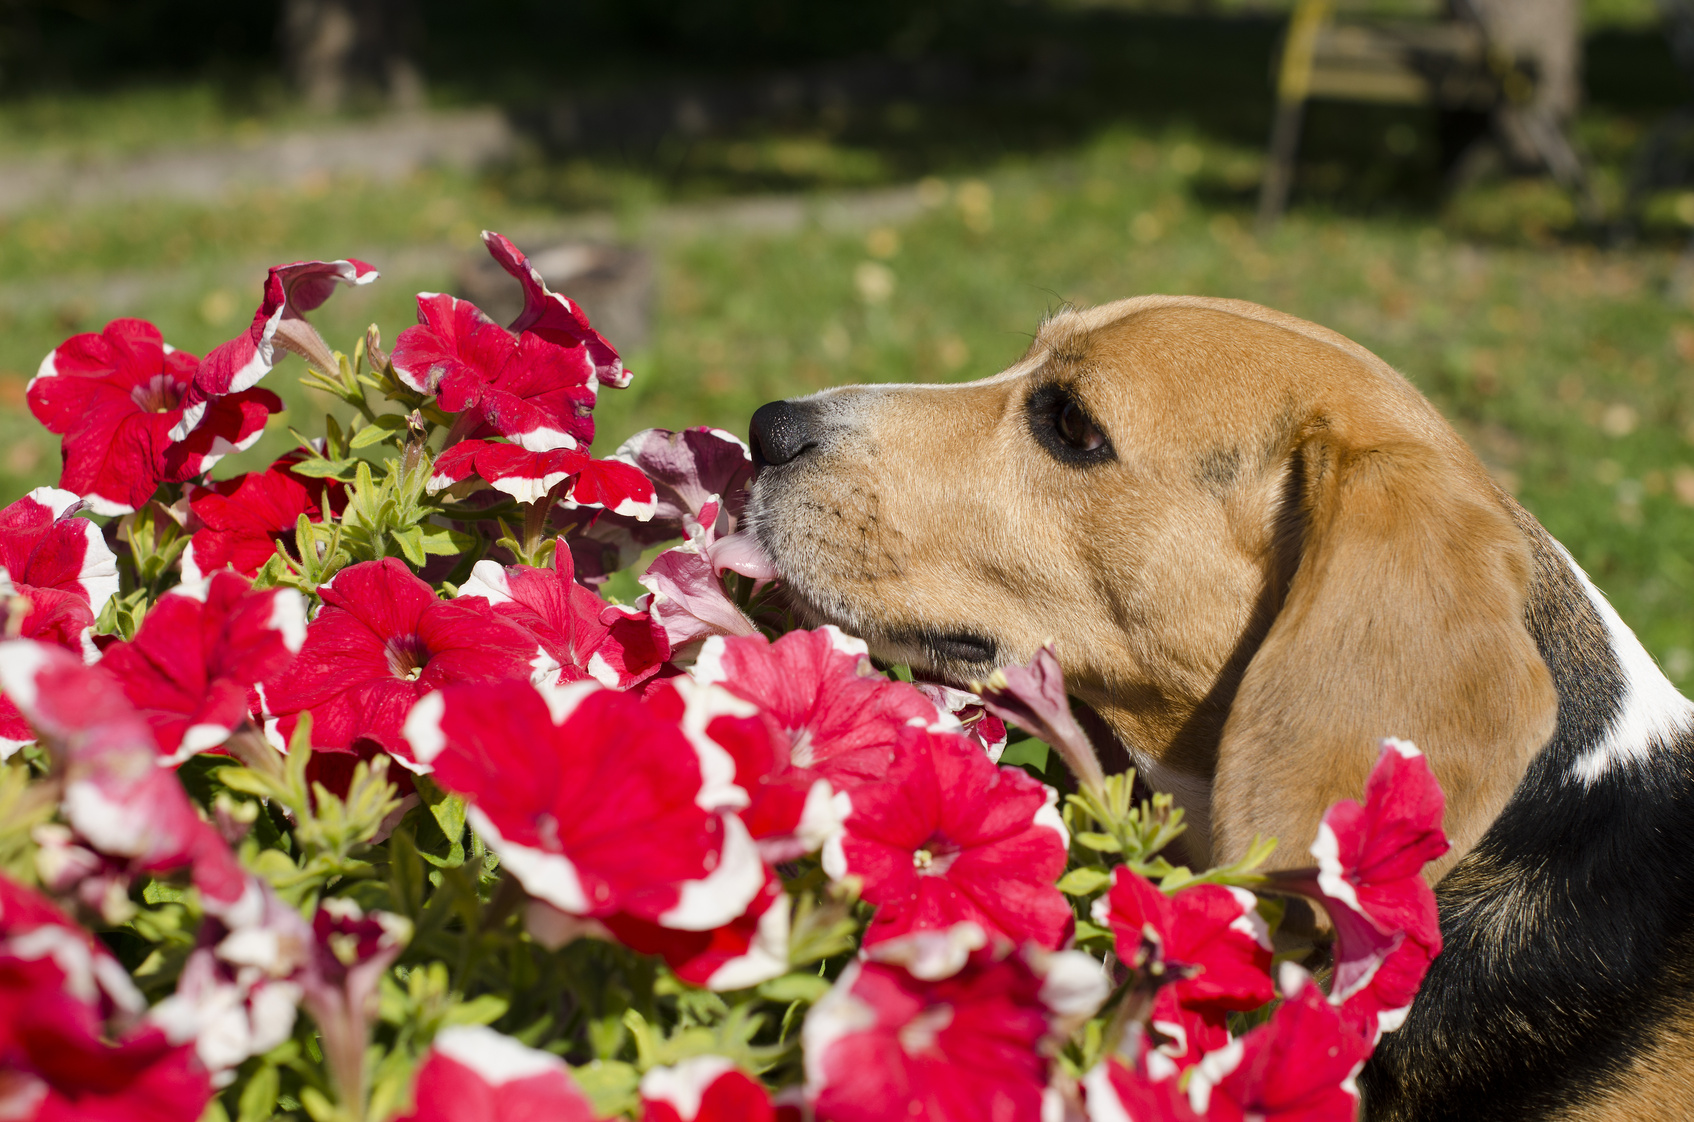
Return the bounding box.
[1000,738,1049,770]
[349,414,409,449]
[1072,919,1112,943]
[418,522,475,556]
[289,458,357,480]
[1055,866,1112,896]
[444,994,510,1026]
[756,973,832,1004]
[391,525,427,567]
[298,1086,337,1122]
[237,1064,279,1122]
[1076,832,1122,853]
[418,778,468,868]
[572,1061,640,1120]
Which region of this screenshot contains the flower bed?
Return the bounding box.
[0,234,1448,1122]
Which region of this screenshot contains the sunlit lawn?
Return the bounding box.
[2,111,1692,681]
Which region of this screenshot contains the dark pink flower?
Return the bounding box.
[97,571,306,763]
[977,645,1104,793]
[613,426,754,537]
[175,258,377,434]
[0,874,213,1122]
[29,319,280,515]
[911,682,1009,761]
[266,557,553,758]
[640,1057,775,1122]
[1094,868,1273,1063]
[182,453,345,582]
[457,546,663,690]
[397,1026,597,1122]
[802,924,1107,1122]
[599,870,789,992]
[1183,966,1370,1122]
[825,726,1072,950]
[1080,1028,1204,1122]
[300,899,410,1112]
[429,439,657,515]
[1272,738,1449,1043]
[391,293,597,451]
[400,677,763,931]
[694,626,946,787]
[0,487,118,754]
[483,230,629,389]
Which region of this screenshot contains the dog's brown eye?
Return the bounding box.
[1027,384,1113,466]
[1057,401,1105,452]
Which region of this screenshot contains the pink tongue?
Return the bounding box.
[707,531,778,580]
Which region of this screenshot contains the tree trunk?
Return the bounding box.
[280,0,423,114]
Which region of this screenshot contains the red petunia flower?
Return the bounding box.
[912,682,1009,761]
[0,487,118,754]
[695,626,950,788]
[175,258,377,435]
[0,874,213,1122]
[483,230,629,389]
[400,677,763,932]
[29,319,280,515]
[456,545,663,690]
[97,571,305,763]
[1183,965,1371,1122]
[391,292,597,451]
[640,1057,776,1122]
[824,726,1072,951]
[802,924,1107,1122]
[182,451,345,582]
[1272,738,1449,1044]
[265,557,554,758]
[594,869,790,992]
[396,1026,598,1122]
[1094,868,1274,1064]
[428,439,657,515]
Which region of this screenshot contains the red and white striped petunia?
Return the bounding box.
[396,1026,598,1122]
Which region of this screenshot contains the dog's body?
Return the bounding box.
[744,297,1694,1120]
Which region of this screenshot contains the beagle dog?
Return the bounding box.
[743,297,1694,1122]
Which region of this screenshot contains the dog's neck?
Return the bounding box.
[1512,507,1694,788]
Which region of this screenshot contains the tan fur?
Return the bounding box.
[755,296,1559,876]
[1546,1012,1694,1122]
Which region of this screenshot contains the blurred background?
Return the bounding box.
[1,0,1692,677]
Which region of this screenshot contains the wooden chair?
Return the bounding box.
[1257,0,1593,228]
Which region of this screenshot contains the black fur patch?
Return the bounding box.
[1361,508,1694,1121]
[1195,446,1242,495]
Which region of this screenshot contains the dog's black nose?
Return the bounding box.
[749,399,822,467]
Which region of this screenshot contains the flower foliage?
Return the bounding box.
[0,233,1453,1122]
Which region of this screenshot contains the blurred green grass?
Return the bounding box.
[2,106,1693,683]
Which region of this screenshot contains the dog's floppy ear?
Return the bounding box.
[1209,415,1557,880]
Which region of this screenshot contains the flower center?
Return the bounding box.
[385,634,432,680]
[788,727,816,769]
[129,373,184,414]
[911,836,960,876]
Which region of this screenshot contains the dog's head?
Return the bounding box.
[746,296,1557,874]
